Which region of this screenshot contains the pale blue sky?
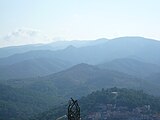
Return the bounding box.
[1,0,160,41]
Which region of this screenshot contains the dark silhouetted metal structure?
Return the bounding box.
[68,98,80,120]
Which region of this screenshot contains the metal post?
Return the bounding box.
[68,98,80,120]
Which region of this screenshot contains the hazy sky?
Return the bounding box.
[1,0,160,45]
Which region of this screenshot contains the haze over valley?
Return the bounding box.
[1,0,160,120]
[0,37,160,119]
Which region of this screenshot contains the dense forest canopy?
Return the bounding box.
[31,88,160,120]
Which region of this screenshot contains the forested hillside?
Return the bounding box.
[0,37,160,120]
[31,88,160,120]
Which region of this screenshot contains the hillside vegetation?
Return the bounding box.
[31,88,160,120]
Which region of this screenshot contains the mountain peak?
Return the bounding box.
[68,63,95,71]
[65,45,76,50]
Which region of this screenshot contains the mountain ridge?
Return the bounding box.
[0,36,160,66]
[97,58,160,78]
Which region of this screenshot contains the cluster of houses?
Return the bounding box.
[85,104,160,120]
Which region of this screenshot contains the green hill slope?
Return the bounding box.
[31,88,160,120]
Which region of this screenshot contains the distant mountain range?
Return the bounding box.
[97,58,160,78]
[0,38,108,58]
[1,37,160,65]
[0,57,72,79]
[0,36,160,120]
[0,37,160,79]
